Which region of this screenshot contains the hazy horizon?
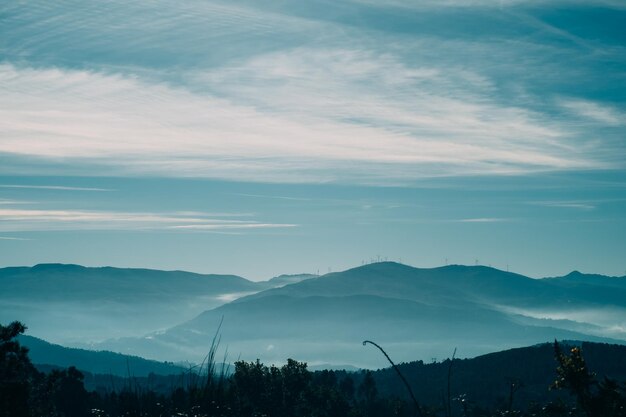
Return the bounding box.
[0,259,623,283]
[2,2,625,279]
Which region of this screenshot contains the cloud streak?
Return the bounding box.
[0,199,35,205]
[559,99,624,126]
[0,185,113,192]
[530,200,597,210]
[457,218,510,223]
[0,208,295,233]
[0,60,600,184]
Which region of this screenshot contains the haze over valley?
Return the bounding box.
[3,261,625,370]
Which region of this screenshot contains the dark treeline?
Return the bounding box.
[373,341,626,412]
[2,322,626,417]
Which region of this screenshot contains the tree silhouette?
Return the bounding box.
[47,366,90,417]
[552,340,626,417]
[0,321,36,417]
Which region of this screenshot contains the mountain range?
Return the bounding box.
[0,263,314,345]
[2,262,625,368]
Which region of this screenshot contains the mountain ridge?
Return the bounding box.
[97,262,626,367]
[5,261,626,369]
[17,334,186,377]
[0,263,262,345]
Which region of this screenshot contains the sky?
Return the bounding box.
[1,0,625,280]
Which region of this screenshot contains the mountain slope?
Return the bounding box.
[101,297,623,367]
[240,262,626,309]
[262,273,318,288]
[372,341,626,409]
[17,334,186,377]
[99,262,626,368]
[0,264,261,345]
[235,262,626,340]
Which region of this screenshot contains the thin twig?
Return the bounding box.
[447,348,457,417]
[363,340,424,417]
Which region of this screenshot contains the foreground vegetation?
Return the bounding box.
[2,322,626,417]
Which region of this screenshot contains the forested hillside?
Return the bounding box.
[4,321,626,417]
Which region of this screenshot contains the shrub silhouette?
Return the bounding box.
[552,340,626,417]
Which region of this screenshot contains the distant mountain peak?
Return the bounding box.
[351,261,510,276]
[263,273,318,288]
[269,273,317,281]
[351,261,414,272]
[34,262,80,267]
[32,263,87,271]
[559,270,626,281]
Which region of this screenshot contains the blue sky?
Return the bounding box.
[1,1,625,280]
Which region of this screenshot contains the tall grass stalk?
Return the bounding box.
[363,339,423,417]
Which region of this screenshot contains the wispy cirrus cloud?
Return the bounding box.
[1,0,320,69]
[0,59,598,184]
[0,185,113,192]
[0,199,35,205]
[234,193,313,202]
[530,200,597,210]
[456,218,511,223]
[0,208,295,233]
[559,99,624,126]
[351,0,626,10]
[169,224,296,230]
[1,1,624,185]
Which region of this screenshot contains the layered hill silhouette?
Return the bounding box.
[0,263,313,346]
[97,262,626,368]
[3,261,625,367]
[16,334,186,377]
